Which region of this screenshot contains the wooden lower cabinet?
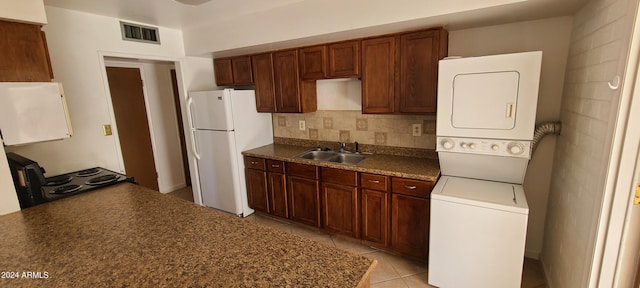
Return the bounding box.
[390,193,430,260]
[287,175,321,227]
[245,156,434,260]
[321,167,359,237]
[322,182,359,238]
[267,172,288,218]
[361,188,389,246]
[245,168,269,213]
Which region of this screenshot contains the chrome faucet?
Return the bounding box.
[339,142,346,153]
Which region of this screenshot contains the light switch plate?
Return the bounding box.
[412,124,422,136]
[103,124,112,136]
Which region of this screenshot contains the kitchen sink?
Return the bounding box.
[297,150,337,161]
[328,153,366,165]
[295,149,368,165]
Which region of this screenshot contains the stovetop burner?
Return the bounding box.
[51,184,83,194]
[40,167,135,202]
[75,168,102,177]
[86,174,119,186]
[43,175,72,186]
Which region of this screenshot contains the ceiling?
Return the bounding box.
[43,0,590,31]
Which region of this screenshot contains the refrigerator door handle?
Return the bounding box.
[186,96,202,160]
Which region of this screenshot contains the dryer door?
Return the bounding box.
[451,71,519,130]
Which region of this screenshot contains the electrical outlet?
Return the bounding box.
[299,120,306,131]
[412,124,422,136]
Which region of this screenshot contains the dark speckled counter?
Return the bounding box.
[0,183,375,287]
[242,144,441,182]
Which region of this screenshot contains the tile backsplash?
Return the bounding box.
[272,110,436,149]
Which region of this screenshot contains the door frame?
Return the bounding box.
[103,61,160,182]
[96,51,199,202]
[593,5,640,286]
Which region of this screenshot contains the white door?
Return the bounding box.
[451,71,519,130]
[189,90,234,131]
[194,130,242,215]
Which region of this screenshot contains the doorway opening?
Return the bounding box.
[104,58,191,195]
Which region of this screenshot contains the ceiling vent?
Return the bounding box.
[120,21,160,45]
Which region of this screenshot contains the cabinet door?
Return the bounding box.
[299,45,326,80]
[273,49,301,112]
[391,193,429,259]
[251,53,276,112]
[245,168,269,213]
[214,58,234,86]
[231,56,253,85]
[288,176,321,227]
[399,29,442,113]
[361,188,388,246]
[268,172,288,218]
[0,20,52,82]
[327,40,360,78]
[361,36,396,114]
[322,183,359,238]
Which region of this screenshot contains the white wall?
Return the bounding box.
[182,0,523,55]
[0,144,19,215]
[541,0,638,286]
[0,0,46,24]
[6,7,186,178]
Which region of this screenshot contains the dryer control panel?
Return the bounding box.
[437,136,531,159]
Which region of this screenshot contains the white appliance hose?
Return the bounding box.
[532,121,562,155]
[186,97,201,160]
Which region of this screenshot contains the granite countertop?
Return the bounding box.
[243,144,441,182]
[0,183,375,287]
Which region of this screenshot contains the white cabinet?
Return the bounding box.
[0,82,73,146]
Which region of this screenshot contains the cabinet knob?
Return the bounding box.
[404,185,417,190]
[251,161,259,165]
[367,180,380,184]
[271,164,280,168]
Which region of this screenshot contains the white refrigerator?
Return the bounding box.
[186,89,273,217]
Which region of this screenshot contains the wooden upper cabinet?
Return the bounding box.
[399,29,448,113]
[361,27,448,114]
[299,45,326,80]
[214,56,253,86]
[0,20,53,82]
[231,56,253,85]
[273,49,317,113]
[327,40,360,78]
[361,36,397,114]
[251,53,276,112]
[273,49,301,112]
[213,58,234,86]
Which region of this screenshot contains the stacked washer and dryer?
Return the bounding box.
[428,51,543,288]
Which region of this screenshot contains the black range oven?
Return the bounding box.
[6,152,135,209]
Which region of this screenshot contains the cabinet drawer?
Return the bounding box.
[322,167,358,186]
[391,178,434,198]
[287,162,318,179]
[361,173,388,191]
[244,157,266,170]
[266,160,285,173]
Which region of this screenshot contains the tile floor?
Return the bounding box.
[167,187,547,288]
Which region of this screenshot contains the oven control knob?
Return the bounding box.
[460,142,468,148]
[491,144,500,151]
[469,143,476,149]
[507,142,525,155]
[441,139,454,150]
